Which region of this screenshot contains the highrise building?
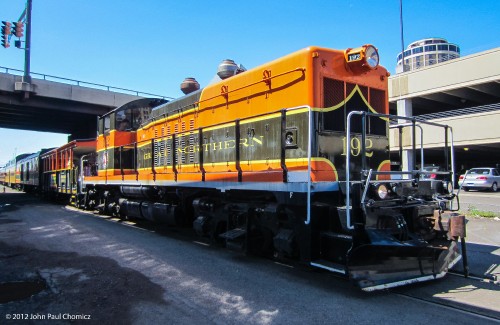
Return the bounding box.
[396,38,460,73]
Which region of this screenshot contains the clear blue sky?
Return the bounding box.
[1,0,499,165]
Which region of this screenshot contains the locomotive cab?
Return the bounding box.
[95,98,167,177]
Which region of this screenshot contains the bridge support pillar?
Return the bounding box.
[397,98,415,172]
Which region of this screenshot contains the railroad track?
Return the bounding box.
[392,271,500,323]
[448,270,498,283]
[394,291,500,323]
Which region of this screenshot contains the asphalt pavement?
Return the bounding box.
[0,188,499,324]
[457,190,500,215]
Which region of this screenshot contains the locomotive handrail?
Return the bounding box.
[455,169,471,197]
[208,67,306,100]
[280,110,289,182]
[389,122,457,209]
[141,67,306,129]
[346,111,366,229]
[346,111,457,229]
[303,105,313,225]
[360,169,374,215]
[390,123,425,173]
[198,67,306,108]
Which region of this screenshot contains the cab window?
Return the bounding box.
[115,106,151,131]
[104,116,111,134]
[116,109,132,131]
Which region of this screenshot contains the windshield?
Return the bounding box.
[115,105,152,131]
[107,98,166,132]
[469,168,490,175]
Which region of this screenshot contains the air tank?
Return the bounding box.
[180,77,200,95]
[217,59,239,79]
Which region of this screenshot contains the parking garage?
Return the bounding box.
[389,47,500,172]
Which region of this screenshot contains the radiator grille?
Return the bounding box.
[323,77,386,135]
[323,78,344,107]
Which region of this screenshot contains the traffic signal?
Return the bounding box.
[1,21,12,33]
[1,21,11,48]
[13,21,24,38]
[1,34,9,48]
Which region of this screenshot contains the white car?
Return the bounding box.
[459,168,500,192]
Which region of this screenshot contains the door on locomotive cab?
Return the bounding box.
[96,115,112,177]
[113,104,151,174]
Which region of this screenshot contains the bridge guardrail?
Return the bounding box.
[0,66,174,100]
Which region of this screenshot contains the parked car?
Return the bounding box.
[459,167,500,192]
[420,165,450,181]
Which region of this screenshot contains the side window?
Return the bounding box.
[116,110,130,131]
[131,108,140,130]
[104,116,111,134]
[98,118,103,134]
[134,106,150,128]
[116,110,131,131]
[493,169,499,176]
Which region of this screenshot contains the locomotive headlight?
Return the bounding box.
[444,181,454,194]
[345,44,380,70]
[365,46,379,68]
[376,184,389,200]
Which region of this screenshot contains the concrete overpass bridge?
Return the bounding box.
[389,47,500,170]
[0,68,169,139]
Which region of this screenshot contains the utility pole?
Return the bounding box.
[399,0,406,72]
[24,0,32,83]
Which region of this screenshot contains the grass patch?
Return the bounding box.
[464,205,499,218]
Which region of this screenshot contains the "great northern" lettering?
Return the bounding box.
[143,136,264,160]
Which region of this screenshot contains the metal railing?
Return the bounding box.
[345,111,456,229]
[0,66,174,100]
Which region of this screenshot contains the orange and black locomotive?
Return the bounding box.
[1,45,466,291]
